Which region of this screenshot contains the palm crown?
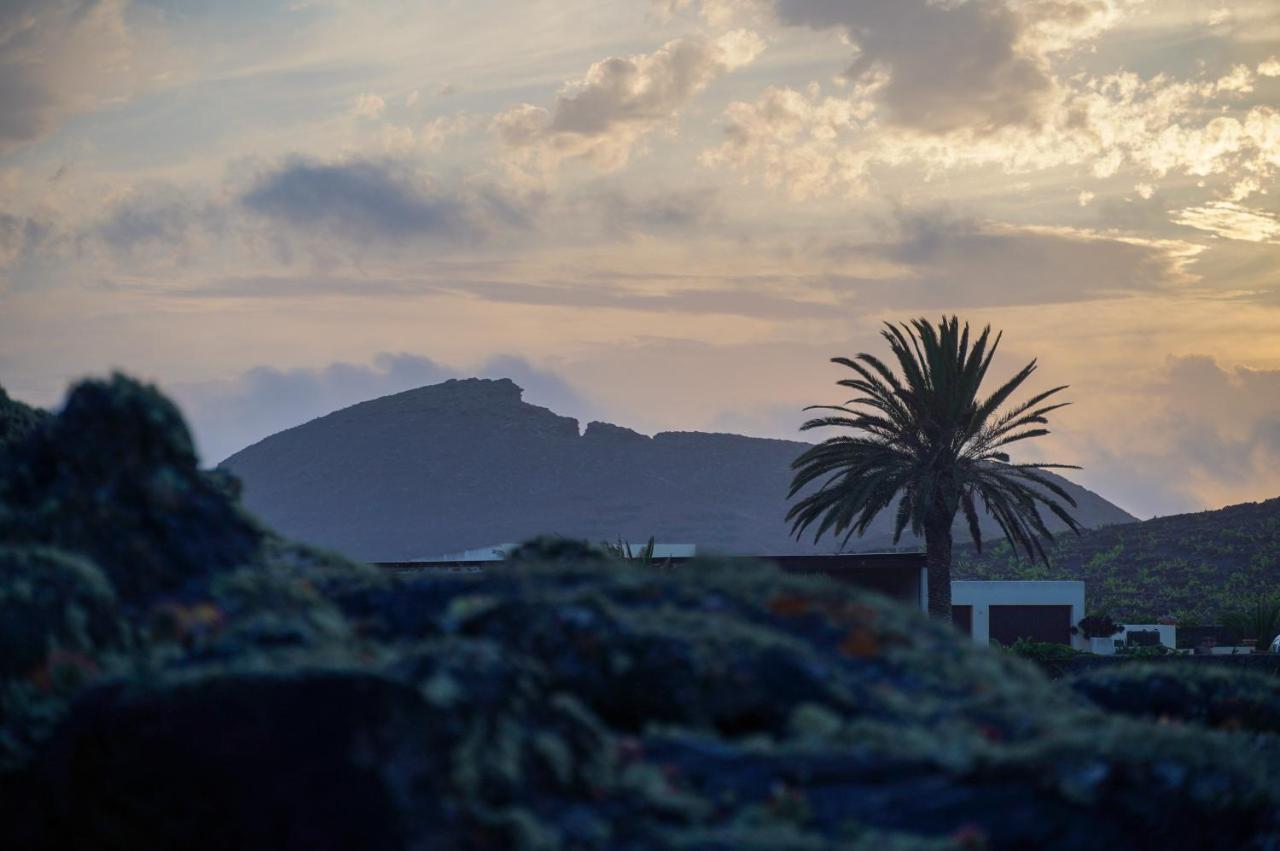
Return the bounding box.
[787,317,1081,591]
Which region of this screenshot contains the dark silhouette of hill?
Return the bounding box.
[221,378,1136,561]
[958,497,1280,622]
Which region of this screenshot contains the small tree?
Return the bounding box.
[1221,595,1280,645]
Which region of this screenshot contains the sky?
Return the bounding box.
[1,0,1279,519]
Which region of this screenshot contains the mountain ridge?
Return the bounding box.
[222,377,1137,561]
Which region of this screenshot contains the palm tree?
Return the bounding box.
[786,316,1082,620]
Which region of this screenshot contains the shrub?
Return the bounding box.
[0,546,124,679]
[506,536,613,564]
[1068,663,1280,733]
[1006,638,1087,677]
[1220,595,1280,646]
[1076,614,1123,639]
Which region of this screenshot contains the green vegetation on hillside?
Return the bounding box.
[956,500,1280,623]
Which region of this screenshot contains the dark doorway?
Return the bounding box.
[952,605,973,637]
[989,605,1072,645]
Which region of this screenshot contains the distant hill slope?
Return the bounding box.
[221,378,1135,562]
[956,498,1280,622]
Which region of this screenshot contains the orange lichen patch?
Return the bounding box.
[839,626,881,658]
[951,822,989,849]
[29,649,101,694]
[768,594,818,617]
[818,600,880,629]
[148,600,228,645]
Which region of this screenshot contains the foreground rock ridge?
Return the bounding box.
[0,374,1276,850]
[221,377,1136,561]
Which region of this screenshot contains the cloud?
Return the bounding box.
[93,186,226,263]
[0,212,50,273]
[241,157,527,245]
[701,82,877,199]
[571,184,722,238]
[653,0,762,26]
[704,51,1280,201]
[495,30,765,173]
[833,211,1201,308]
[243,158,465,239]
[352,92,386,119]
[171,352,596,464]
[1069,355,1280,515]
[0,0,148,155]
[1174,202,1280,243]
[766,0,1117,136]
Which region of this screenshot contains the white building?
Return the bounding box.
[950,580,1088,651]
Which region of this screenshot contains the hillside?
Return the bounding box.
[956,498,1280,622]
[221,377,1134,561]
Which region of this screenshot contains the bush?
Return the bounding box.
[1221,595,1280,646]
[0,546,123,680]
[1115,644,1177,658]
[1068,663,1280,734]
[1005,638,1088,677]
[1076,614,1123,639]
[506,535,613,564]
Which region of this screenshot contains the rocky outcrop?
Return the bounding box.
[0,374,1274,850]
[0,375,263,605]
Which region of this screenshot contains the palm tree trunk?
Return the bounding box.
[924,517,954,621]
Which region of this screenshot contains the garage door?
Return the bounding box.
[989,605,1072,646]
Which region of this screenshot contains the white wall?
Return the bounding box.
[951,580,1088,651]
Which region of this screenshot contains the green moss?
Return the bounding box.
[0,546,123,679]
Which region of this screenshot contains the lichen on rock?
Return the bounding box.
[0,374,1278,850]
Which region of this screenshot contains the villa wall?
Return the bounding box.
[950,580,1088,651]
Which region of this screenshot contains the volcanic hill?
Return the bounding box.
[220,378,1135,562]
